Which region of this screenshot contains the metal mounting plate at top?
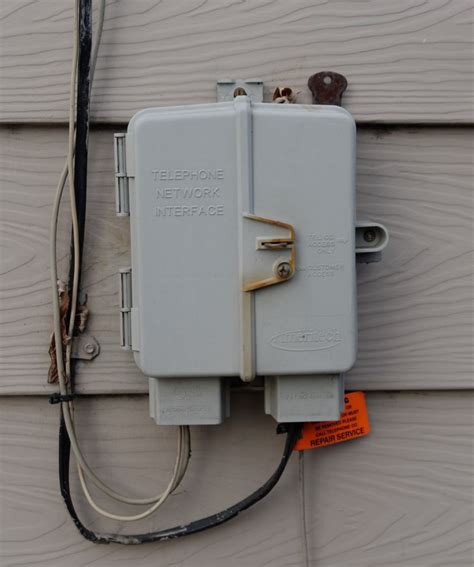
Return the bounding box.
[217,79,264,103]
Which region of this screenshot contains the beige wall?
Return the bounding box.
[0,1,473,566]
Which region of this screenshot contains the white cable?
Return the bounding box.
[50,0,191,515]
[51,0,190,507]
[78,425,190,521]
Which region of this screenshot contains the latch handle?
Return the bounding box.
[242,214,296,292]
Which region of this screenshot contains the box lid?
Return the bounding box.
[125,97,356,380]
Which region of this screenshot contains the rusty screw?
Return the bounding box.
[363,229,377,243]
[83,343,96,355]
[275,261,292,279]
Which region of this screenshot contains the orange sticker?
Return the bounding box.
[294,391,370,451]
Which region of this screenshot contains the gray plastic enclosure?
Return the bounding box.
[121,97,357,423]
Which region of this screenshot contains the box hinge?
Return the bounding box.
[119,268,133,350]
[114,133,130,217]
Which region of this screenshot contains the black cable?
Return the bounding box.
[59,418,302,544]
[57,0,303,545]
[73,0,91,264]
[66,0,92,327]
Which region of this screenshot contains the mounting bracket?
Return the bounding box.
[71,334,100,361]
[217,79,264,102]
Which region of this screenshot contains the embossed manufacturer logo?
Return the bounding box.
[270,329,342,351]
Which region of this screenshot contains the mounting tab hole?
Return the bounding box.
[234,87,247,97]
[323,75,332,85]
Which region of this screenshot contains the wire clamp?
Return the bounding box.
[71,334,100,360]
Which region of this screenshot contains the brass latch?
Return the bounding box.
[242,214,296,292]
